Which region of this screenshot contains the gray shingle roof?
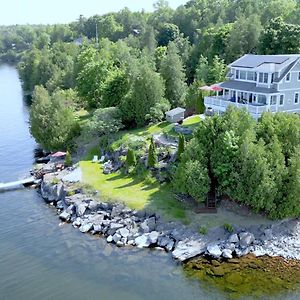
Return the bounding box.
[219,80,278,94]
[273,58,300,83]
[165,107,185,117]
[230,54,300,68]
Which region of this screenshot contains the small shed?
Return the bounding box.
[165,107,186,123]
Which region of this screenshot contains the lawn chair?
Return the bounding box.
[99,155,105,163]
[92,155,99,163]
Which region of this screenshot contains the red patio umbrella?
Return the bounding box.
[200,85,212,91]
[210,85,223,92]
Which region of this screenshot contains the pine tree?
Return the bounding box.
[126,149,137,168]
[177,134,185,159]
[147,137,157,168]
[160,42,187,107]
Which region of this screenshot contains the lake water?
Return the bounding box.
[0,64,298,300]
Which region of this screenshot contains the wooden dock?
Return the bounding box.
[0,177,38,192]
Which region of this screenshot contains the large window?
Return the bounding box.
[259,73,268,84]
[257,94,267,104]
[247,71,256,81]
[235,70,239,79]
[286,72,291,82]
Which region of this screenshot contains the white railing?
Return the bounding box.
[204,96,277,116]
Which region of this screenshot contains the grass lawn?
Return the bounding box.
[80,159,187,221]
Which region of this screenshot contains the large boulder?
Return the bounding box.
[228,234,239,244]
[59,211,71,222]
[75,201,87,217]
[79,222,93,233]
[148,231,159,245]
[157,236,175,252]
[222,249,233,259]
[41,174,65,202]
[172,240,206,261]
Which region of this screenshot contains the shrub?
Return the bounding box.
[65,151,72,167]
[126,149,137,168]
[147,137,157,168]
[199,226,208,235]
[177,133,185,160]
[223,223,234,233]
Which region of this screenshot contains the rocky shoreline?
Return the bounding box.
[37,167,300,263]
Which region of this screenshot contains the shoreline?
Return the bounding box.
[35,165,300,263]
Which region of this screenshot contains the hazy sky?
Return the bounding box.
[0,0,188,25]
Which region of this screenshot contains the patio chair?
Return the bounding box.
[92,155,99,163]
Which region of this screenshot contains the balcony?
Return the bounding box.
[204,96,277,119]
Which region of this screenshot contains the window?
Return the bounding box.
[286,72,291,82]
[270,95,277,105]
[235,70,239,79]
[279,94,284,105]
[247,71,256,81]
[257,94,266,104]
[295,93,299,104]
[259,72,268,84]
[298,72,300,81]
[240,71,247,80]
[271,73,274,83]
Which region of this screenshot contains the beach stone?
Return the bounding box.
[79,223,93,233]
[135,234,151,248]
[116,241,124,247]
[107,235,113,243]
[239,232,255,248]
[222,249,233,259]
[207,244,222,258]
[66,204,75,214]
[88,200,99,211]
[228,234,239,243]
[111,204,124,217]
[172,240,206,261]
[148,231,159,244]
[59,211,71,222]
[89,214,104,225]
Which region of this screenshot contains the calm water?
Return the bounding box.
[0,64,298,300]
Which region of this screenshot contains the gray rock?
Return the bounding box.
[111,205,124,218]
[56,200,64,210]
[207,244,222,258]
[222,249,233,259]
[59,211,71,222]
[148,231,159,244]
[107,235,113,243]
[228,234,239,243]
[72,217,82,227]
[89,214,104,225]
[93,224,102,233]
[157,236,175,252]
[75,201,87,217]
[172,240,206,261]
[79,223,93,233]
[88,200,99,211]
[135,234,151,248]
[113,233,122,243]
[140,221,150,233]
[116,241,124,247]
[119,228,130,238]
[66,204,75,214]
[239,232,255,248]
[146,217,156,231]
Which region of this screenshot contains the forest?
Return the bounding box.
[1,0,300,219]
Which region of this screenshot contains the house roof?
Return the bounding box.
[273,58,300,83]
[166,107,185,117]
[219,80,278,94]
[230,54,300,69]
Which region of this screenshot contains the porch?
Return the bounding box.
[204,89,278,119]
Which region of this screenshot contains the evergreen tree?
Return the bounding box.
[64,151,72,167]
[126,149,137,168]
[147,137,157,168]
[177,133,185,159]
[160,42,187,107]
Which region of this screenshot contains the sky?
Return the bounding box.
[0,0,188,26]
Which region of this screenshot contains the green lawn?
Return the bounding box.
[80,159,187,221]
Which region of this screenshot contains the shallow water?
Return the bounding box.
[0,64,299,300]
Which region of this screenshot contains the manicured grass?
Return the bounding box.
[182,115,201,126]
[80,155,187,221]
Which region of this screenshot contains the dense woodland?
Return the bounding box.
[1,0,300,218]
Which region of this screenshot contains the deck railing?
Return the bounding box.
[204,96,277,115]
